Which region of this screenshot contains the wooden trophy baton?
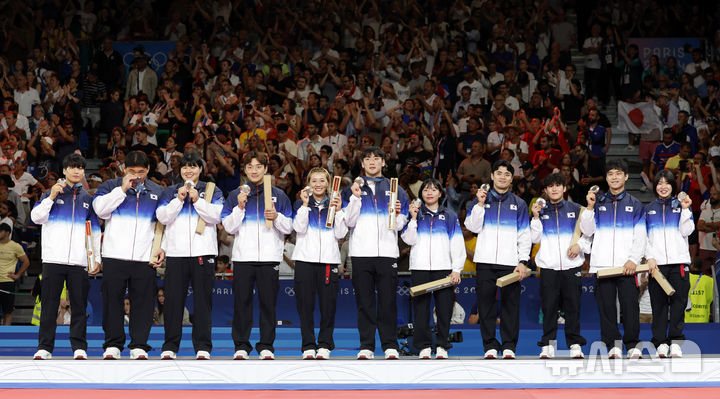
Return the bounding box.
[596,263,650,278]
[85,221,97,273]
[263,175,273,228]
[570,185,600,248]
[410,276,454,297]
[195,182,216,234]
[496,272,521,287]
[326,176,342,228]
[150,222,165,264]
[388,177,398,230]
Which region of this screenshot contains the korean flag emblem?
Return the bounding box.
[567,212,575,218]
[625,206,633,212]
[83,202,89,209]
[510,204,518,210]
[439,215,446,220]
[150,194,158,200]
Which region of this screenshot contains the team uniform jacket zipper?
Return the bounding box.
[429,214,434,270]
[318,205,323,263]
[555,204,563,270]
[663,204,669,264]
[612,199,617,267]
[131,192,139,259]
[256,184,261,262]
[66,191,76,263]
[494,198,501,264]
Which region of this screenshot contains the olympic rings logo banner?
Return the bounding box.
[113,41,177,75]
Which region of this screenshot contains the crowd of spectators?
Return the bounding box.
[0,0,718,276]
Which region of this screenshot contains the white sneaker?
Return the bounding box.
[539,345,554,359]
[570,344,584,359]
[73,349,87,360]
[384,348,399,360]
[259,349,275,360]
[435,347,448,359]
[670,343,683,358]
[130,348,149,360]
[161,350,176,360]
[656,343,669,358]
[233,350,249,360]
[302,349,316,360]
[608,347,622,359]
[316,348,331,360]
[196,350,210,360]
[357,349,374,360]
[418,347,432,359]
[33,349,52,360]
[484,349,498,359]
[627,347,642,359]
[103,347,121,360]
[502,349,516,359]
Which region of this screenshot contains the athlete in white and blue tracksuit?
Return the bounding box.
[155,153,224,358]
[221,153,293,358]
[292,169,348,357]
[530,173,590,355]
[465,160,531,356]
[643,169,693,352]
[92,151,165,358]
[341,147,409,358]
[31,154,101,358]
[401,179,465,356]
[580,160,646,355]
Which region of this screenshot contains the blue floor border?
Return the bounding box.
[1,382,720,390]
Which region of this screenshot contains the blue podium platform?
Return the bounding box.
[1,324,720,359]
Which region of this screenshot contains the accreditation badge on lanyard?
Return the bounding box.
[623,65,631,85]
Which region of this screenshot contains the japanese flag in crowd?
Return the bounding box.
[617,101,663,134]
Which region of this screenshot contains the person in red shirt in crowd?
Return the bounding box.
[545,109,571,155]
[532,135,563,181]
[683,150,711,258]
[215,255,233,280]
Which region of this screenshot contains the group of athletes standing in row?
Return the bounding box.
[29,146,691,361]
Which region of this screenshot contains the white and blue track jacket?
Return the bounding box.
[401,205,466,272]
[580,190,646,272]
[643,198,694,265]
[464,189,531,267]
[221,182,293,263]
[292,197,348,264]
[156,181,225,257]
[340,176,409,258]
[31,184,101,267]
[92,178,164,262]
[530,200,591,270]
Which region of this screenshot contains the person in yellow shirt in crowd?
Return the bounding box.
[237,115,267,151]
[461,224,476,273]
[685,261,714,323]
[664,143,692,181]
[0,222,30,325]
